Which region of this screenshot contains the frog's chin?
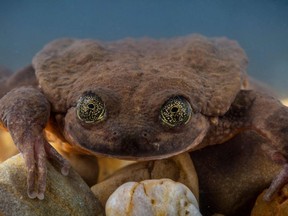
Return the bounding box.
[88,151,184,161]
[64,126,208,162]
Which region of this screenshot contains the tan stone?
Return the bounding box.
[281,98,288,106]
[97,157,135,181]
[91,153,198,207]
[251,184,288,216]
[0,130,18,163]
[0,154,104,216]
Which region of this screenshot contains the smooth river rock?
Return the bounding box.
[106,179,201,216]
[0,154,104,216]
[251,184,288,216]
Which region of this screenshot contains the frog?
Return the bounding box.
[0,34,287,201]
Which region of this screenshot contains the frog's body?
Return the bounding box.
[0,35,287,201]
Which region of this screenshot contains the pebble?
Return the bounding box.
[105,179,202,216]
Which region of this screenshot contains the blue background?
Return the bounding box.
[1,0,288,96]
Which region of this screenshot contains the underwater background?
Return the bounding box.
[1,0,288,97]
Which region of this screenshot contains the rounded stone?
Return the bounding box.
[282,98,288,106]
[0,154,104,216]
[105,178,202,216]
[251,184,288,216]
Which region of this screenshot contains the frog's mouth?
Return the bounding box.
[77,129,208,161]
[64,131,208,161]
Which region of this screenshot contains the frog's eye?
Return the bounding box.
[76,93,106,123]
[160,96,192,127]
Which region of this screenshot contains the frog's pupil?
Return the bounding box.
[171,107,178,113]
[88,104,94,109]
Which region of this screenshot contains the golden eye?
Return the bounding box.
[76,93,106,123]
[160,96,192,127]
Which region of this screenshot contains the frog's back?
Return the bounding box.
[33,35,248,116]
[0,65,38,98]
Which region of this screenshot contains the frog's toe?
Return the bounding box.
[28,190,37,199]
[27,165,37,199]
[22,140,47,200]
[35,136,48,198]
[44,140,70,176]
[264,164,288,201]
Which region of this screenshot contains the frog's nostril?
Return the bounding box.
[141,130,151,139]
[111,130,121,138]
[112,131,119,136]
[142,132,148,137]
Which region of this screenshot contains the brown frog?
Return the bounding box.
[0,35,287,201]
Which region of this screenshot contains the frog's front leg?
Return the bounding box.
[207,90,288,201]
[246,91,288,201]
[0,87,70,199]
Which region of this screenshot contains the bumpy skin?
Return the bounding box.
[0,34,287,200]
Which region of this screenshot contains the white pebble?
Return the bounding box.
[105,178,202,216]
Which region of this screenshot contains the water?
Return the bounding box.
[1,0,288,97]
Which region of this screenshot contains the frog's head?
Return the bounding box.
[33,36,247,160]
[62,74,211,160]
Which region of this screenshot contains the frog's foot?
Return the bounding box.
[22,134,70,200]
[263,164,288,201]
[0,87,70,200]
